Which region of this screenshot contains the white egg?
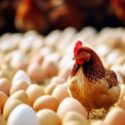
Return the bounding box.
[7,104,40,125]
[45,30,61,47]
[10,51,26,69]
[12,70,31,85]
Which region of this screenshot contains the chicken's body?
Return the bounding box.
[68,41,120,112]
[15,0,47,32]
[69,67,120,112]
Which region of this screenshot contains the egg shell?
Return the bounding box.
[0,78,10,95]
[104,108,125,125]
[27,62,45,82]
[45,84,57,95]
[107,51,121,65]
[58,68,70,80]
[10,52,28,70]
[119,84,125,102]
[45,76,65,95]
[0,91,8,109]
[8,90,29,104]
[12,70,31,85]
[26,84,45,105]
[31,54,43,64]
[50,76,65,85]
[0,115,7,125]
[91,120,106,125]
[7,104,40,125]
[63,111,88,125]
[36,109,61,125]
[63,121,83,125]
[3,99,22,119]
[121,96,125,110]
[57,97,87,118]
[41,58,58,78]
[118,84,125,107]
[52,84,70,102]
[33,95,59,111]
[10,79,29,95]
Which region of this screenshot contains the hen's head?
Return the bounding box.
[74,41,91,65]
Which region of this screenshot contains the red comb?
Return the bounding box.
[74,40,83,56]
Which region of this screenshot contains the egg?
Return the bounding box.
[45,76,65,95]
[7,104,40,125]
[45,84,57,95]
[118,84,125,109]
[41,57,58,78]
[10,51,28,70]
[31,54,43,64]
[3,99,22,119]
[63,121,83,125]
[52,84,70,102]
[8,90,29,104]
[12,70,31,85]
[0,91,8,109]
[33,95,59,111]
[36,109,61,125]
[50,76,66,85]
[91,120,106,125]
[58,68,70,80]
[26,84,45,105]
[27,62,45,82]
[57,97,87,118]
[0,78,10,95]
[10,79,29,95]
[63,111,88,125]
[104,108,125,125]
[106,50,121,65]
[0,115,7,125]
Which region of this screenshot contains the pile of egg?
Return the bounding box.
[1,27,125,125]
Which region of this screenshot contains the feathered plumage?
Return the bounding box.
[68,41,120,112]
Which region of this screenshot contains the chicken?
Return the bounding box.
[68,41,120,113]
[15,0,48,32]
[111,0,125,23]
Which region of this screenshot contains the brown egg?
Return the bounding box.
[3,99,22,120]
[31,53,43,64]
[27,62,45,82]
[8,90,29,105]
[45,84,57,95]
[0,91,8,109]
[12,70,31,85]
[33,95,59,111]
[120,96,125,109]
[36,109,61,125]
[26,84,45,105]
[63,121,83,125]
[91,120,106,125]
[41,58,58,78]
[57,97,87,118]
[10,79,29,95]
[118,84,125,109]
[63,111,88,125]
[45,76,65,95]
[0,115,7,125]
[58,68,70,80]
[0,78,10,95]
[50,76,65,85]
[104,108,125,125]
[52,84,70,103]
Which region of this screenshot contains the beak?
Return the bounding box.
[72,57,75,60]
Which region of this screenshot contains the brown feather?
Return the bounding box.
[69,45,120,112]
